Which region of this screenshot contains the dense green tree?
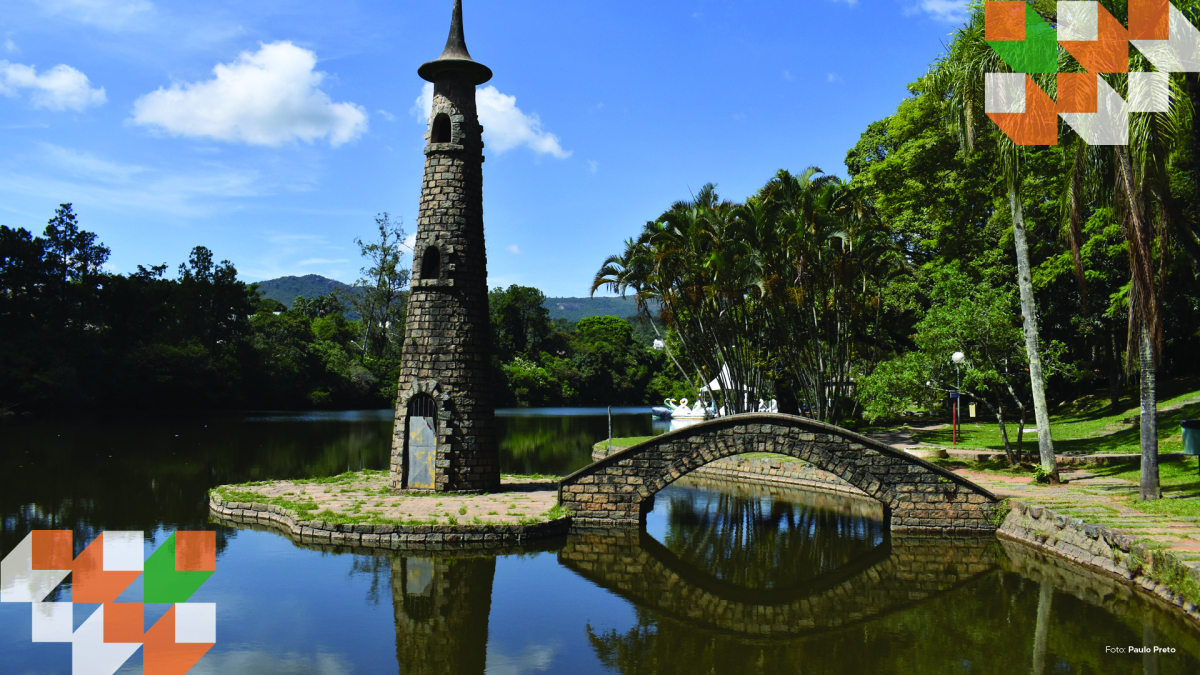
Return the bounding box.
[489,284,553,361]
[342,212,409,365]
[859,270,1036,464]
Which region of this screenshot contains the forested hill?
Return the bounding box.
[255,276,658,322]
[256,274,352,308]
[543,296,658,322]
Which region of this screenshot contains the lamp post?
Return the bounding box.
[951,351,965,445]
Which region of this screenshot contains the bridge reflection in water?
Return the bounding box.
[376,477,1200,674]
[563,476,996,638]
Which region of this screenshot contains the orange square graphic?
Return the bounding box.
[175,531,216,572]
[31,530,73,571]
[103,602,144,643]
[986,1,1027,41]
[988,76,1058,146]
[1130,0,1169,41]
[1057,72,1098,113]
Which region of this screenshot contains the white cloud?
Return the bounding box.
[410,82,433,123]
[132,41,368,147]
[506,244,521,254]
[782,70,794,82]
[587,160,598,174]
[485,644,557,675]
[31,0,154,31]
[298,257,349,265]
[912,0,969,23]
[827,73,841,83]
[412,81,570,159]
[4,38,18,53]
[40,143,144,182]
[187,648,353,675]
[377,109,395,121]
[477,86,570,158]
[401,232,416,252]
[0,143,292,219]
[0,61,106,111]
[829,0,858,5]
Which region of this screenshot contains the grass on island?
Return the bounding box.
[914,380,1200,456]
[210,470,567,528]
[603,436,657,448]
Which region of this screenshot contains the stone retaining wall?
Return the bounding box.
[595,444,870,499]
[998,501,1200,622]
[949,450,1185,466]
[208,494,568,550]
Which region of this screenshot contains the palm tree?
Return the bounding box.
[927,3,1060,482]
[591,236,702,403]
[1114,61,1184,500]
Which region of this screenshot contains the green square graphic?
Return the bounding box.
[143,533,213,603]
[987,5,1057,73]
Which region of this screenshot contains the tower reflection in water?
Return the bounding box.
[391,555,495,675]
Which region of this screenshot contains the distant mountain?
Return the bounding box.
[543,296,659,322]
[255,275,353,308]
[254,278,656,323]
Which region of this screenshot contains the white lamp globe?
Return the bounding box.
[952,351,966,364]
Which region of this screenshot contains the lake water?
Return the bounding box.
[3,409,1200,674]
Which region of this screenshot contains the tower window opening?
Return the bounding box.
[431,113,452,143]
[407,393,437,421]
[421,246,441,280]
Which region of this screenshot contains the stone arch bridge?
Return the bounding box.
[558,414,1001,532]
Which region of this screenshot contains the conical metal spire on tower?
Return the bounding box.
[418,0,492,85]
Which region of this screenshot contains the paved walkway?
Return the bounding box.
[865,423,943,449]
[949,466,1200,568]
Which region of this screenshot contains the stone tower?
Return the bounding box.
[390,0,499,493]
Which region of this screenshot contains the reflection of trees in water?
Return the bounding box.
[348,553,391,606]
[583,543,1200,674]
[588,609,804,675]
[496,414,652,475]
[660,485,885,589]
[0,413,394,552]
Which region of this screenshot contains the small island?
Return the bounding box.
[209,471,568,550]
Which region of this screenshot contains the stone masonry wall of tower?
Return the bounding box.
[390,71,499,491]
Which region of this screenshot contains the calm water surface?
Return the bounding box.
[3,409,1200,674]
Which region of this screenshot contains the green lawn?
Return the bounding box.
[916,382,1200,455]
[1099,459,1200,518]
[604,436,657,448]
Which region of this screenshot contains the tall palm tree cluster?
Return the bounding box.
[592,171,904,423]
[929,0,1200,497]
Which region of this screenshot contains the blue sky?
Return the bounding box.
[1,0,969,296]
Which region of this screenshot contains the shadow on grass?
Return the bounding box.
[932,457,1037,478]
[1089,456,1200,495]
[916,400,1200,455]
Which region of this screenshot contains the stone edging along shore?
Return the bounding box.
[998,500,1200,622]
[207,493,569,550]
